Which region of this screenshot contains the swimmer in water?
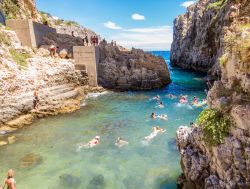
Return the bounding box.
[78,136,100,150]
[192,96,199,104]
[179,95,188,103]
[158,102,164,108]
[144,126,166,141]
[166,94,176,99]
[152,95,160,101]
[151,112,157,119]
[115,137,129,148]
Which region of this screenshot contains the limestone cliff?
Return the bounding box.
[98,43,171,90]
[0,0,40,20]
[0,24,103,133]
[170,0,249,73]
[175,0,250,188]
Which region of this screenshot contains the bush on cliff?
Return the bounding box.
[207,0,227,10]
[0,31,11,46]
[197,108,233,146]
[10,49,31,69]
[0,0,20,19]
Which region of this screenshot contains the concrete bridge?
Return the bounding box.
[6,19,99,87]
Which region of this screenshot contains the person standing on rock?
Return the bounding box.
[85,33,89,46]
[1,169,16,189]
[33,88,39,110]
[49,45,57,58]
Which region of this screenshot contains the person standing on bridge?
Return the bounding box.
[84,32,89,46]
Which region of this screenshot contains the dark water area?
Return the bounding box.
[0,51,207,189]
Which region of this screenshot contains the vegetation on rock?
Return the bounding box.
[10,49,31,68]
[197,108,233,146]
[0,0,21,19]
[207,0,227,10]
[0,31,11,46]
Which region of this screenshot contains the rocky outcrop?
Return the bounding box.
[40,32,171,91]
[97,43,171,90]
[0,0,40,20]
[0,24,105,133]
[170,0,248,72]
[175,0,250,188]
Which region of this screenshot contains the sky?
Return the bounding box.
[36,0,196,51]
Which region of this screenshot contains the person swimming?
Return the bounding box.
[77,136,100,150]
[179,96,188,103]
[192,96,199,104]
[115,137,129,148]
[156,102,164,108]
[151,112,157,119]
[152,95,160,101]
[166,94,177,99]
[144,126,166,141]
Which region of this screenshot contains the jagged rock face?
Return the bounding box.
[170,0,242,72]
[0,0,40,20]
[175,0,250,188]
[97,43,171,90]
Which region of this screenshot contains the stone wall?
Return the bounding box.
[6,19,56,47]
[73,46,99,87]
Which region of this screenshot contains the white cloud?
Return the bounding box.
[181,1,196,8]
[110,25,173,51]
[131,13,145,21]
[103,21,122,30]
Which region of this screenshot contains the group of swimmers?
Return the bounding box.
[164,93,207,107]
[77,125,166,150]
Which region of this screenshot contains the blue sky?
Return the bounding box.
[36,0,196,50]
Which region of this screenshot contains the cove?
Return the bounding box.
[0,51,207,189]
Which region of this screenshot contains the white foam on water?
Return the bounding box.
[86,91,110,99]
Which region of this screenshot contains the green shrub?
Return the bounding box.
[207,0,226,10]
[0,0,21,19]
[54,19,64,26]
[65,20,80,27]
[219,54,228,67]
[10,49,31,69]
[0,32,11,46]
[197,109,233,146]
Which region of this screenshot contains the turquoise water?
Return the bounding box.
[0,51,206,189]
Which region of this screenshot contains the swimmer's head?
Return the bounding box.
[7,169,14,178]
[95,136,100,140]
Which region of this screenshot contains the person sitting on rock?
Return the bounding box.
[72,31,75,37]
[1,169,16,189]
[49,45,57,58]
[33,88,39,110]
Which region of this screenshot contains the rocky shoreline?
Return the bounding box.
[173,0,250,188]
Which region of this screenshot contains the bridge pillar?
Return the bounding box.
[73,46,99,87]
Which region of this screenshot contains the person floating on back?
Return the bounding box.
[1,169,16,189]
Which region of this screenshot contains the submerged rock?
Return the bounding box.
[58,174,81,189]
[87,174,105,189]
[19,153,42,168]
[7,136,17,144]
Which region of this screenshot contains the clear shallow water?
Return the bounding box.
[0,51,207,189]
